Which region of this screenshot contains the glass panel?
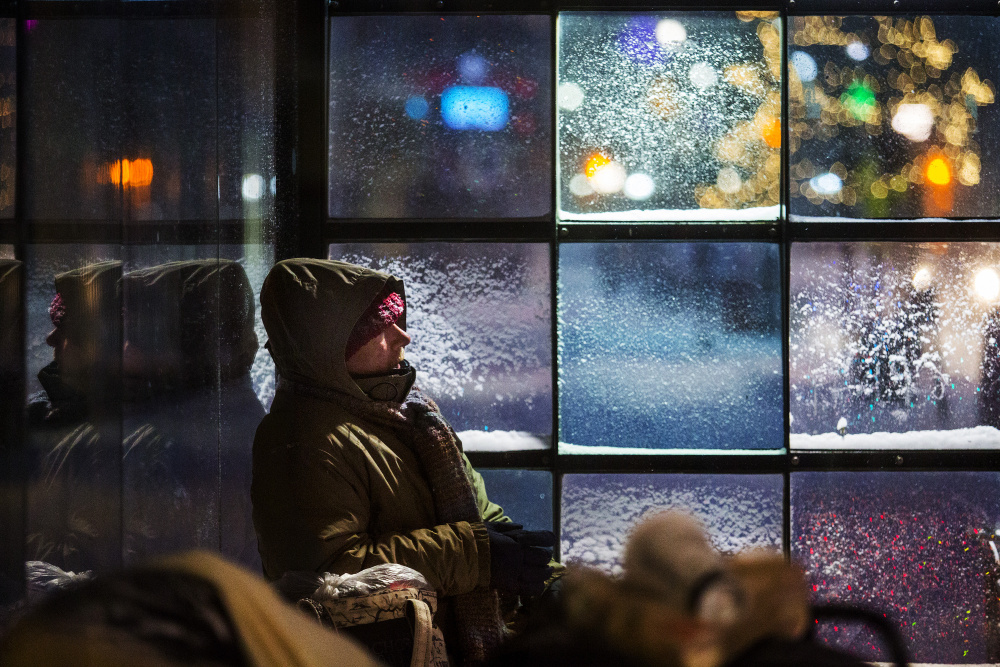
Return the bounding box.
[0,257,23,604]
[478,469,553,531]
[329,243,551,451]
[791,242,1000,448]
[24,19,218,221]
[789,16,1000,220]
[559,242,783,452]
[0,244,12,259]
[558,11,781,221]
[328,15,552,219]
[121,249,266,568]
[792,472,1000,663]
[25,245,123,573]
[562,473,782,573]
[0,19,14,218]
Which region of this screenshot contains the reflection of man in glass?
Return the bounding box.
[252,259,558,664]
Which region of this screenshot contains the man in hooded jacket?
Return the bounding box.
[252,259,556,665]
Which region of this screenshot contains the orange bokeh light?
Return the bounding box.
[925,157,951,186]
[109,159,153,187]
[762,119,781,148]
[584,154,611,179]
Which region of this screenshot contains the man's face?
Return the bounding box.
[345,323,411,376]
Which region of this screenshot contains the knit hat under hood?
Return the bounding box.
[260,259,406,401]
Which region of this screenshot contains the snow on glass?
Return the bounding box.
[328,15,551,219]
[789,16,1000,220]
[559,242,782,451]
[562,474,782,573]
[557,11,781,221]
[790,242,1000,449]
[792,472,1000,664]
[329,243,551,451]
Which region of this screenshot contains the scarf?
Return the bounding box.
[279,377,506,665]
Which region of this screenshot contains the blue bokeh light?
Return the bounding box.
[440,86,510,131]
[405,95,430,120]
[790,51,818,82]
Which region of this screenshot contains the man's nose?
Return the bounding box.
[392,323,411,346]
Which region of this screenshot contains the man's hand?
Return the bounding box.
[485,522,555,596]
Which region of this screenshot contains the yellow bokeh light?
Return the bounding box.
[925,157,951,185]
[762,119,781,148]
[584,154,611,179]
[109,158,153,187]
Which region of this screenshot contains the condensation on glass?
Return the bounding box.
[0,19,13,218]
[561,473,782,573]
[328,15,551,219]
[329,243,552,451]
[559,242,783,452]
[792,472,1000,663]
[478,469,553,531]
[23,19,219,221]
[557,11,781,222]
[789,16,1000,220]
[791,242,1000,449]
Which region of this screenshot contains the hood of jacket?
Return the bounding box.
[123,259,258,394]
[260,258,405,401]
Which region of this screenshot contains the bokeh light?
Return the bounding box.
[242,173,265,201]
[558,82,585,111]
[926,157,952,186]
[590,161,627,194]
[624,173,655,200]
[810,172,843,195]
[975,268,1000,302]
[689,62,718,89]
[790,51,818,82]
[405,95,429,120]
[646,76,679,120]
[584,153,611,178]
[440,86,509,131]
[912,266,933,291]
[762,118,781,148]
[716,166,742,194]
[457,50,488,84]
[569,173,595,197]
[108,158,153,187]
[618,16,665,65]
[891,103,934,142]
[845,41,869,61]
[841,80,877,122]
[655,19,687,46]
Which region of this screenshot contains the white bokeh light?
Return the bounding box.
[242,173,265,201]
[809,173,843,196]
[623,173,655,201]
[558,82,585,111]
[655,19,687,46]
[790,51,817,82]
[590,161,627,194]
[569,173,595,197]
[846,41,869,61]
[975,268,1000,302]
[891,103,935,142]
[716,167,742,194]
[688,62,718,89]
[912,266,933,291]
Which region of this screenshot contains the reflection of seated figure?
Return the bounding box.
[1,260,24,606]
[27,261,124,574]
[121,260,264,569]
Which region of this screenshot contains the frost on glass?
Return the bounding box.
[792,472,1000,664]
[24,19,218,221]
[558,12,781,222]
[559,242,782,452]
[478,469,552,531]
[562,474,781,573]
[0,19,14,218]
[328,243,551,451]
[789,16,1000,220]
[328,16,551,219]
[791,242,1000,449]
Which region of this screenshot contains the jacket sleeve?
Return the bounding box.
[283,433,491,598]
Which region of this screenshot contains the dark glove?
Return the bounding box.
[486,522,556,596]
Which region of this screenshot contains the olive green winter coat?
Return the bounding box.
[252,259,507,596]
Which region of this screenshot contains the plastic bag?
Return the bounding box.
[312,564,431,601]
